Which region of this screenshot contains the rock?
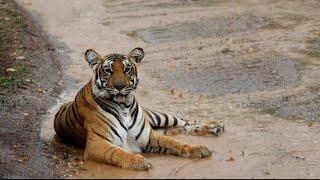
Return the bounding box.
[226,157,235,161]
[24,78,32,83]
[6,68,16,72]
[221,47,232,54]
[15,56,26,61]
[37,88,47,93]
[170,88,184,99]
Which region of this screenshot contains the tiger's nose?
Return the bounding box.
[114,82,126,90]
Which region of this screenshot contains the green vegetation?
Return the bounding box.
[0,77,14,87]
[0,7,30,89]
[16,65,29,74]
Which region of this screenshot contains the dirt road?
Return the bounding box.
[16,0,320,178]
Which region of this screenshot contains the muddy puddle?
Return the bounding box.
[130,14,267,44]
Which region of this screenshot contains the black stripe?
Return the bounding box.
[129,106,139,129]
[96,68,102,89]
[164,148,168,154]
[101,104,127,131]
[96,115,115,141]
[68,105,84,135]
[96,112,117,128]
[135,121,145,140]
[143,131,152,153]
[173,117,178,126]
[61,104,67,111]
[109,124,122,142]
[105,129,114,141]
[147,147,153,153]
[58,118,67,135]
[146,137,151,149]
[96,80,102,90]
[71,103,81,122]
[93,95,128,131]
[65,109,73,131]
[151,112,161,127]
[131,98,136,108]
[145,110,156,127]
[163,113,169,127]
[92,129,111,143]
[157,138,162,153]
[95,113,122,142]
[81,88,95,110]
[74,98,84,124]
[129,98,136,110]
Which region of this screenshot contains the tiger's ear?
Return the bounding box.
[128,47,144,63]
[85,49,100,68]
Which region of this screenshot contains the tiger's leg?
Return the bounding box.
[143,130,212,158]
[143,108,224,136]
[84,129,152,171]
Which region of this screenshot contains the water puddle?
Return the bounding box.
[129,14,267,44]
[161,57,299,96]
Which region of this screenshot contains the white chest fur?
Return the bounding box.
[121,110,143,153]
[99,106,148,153]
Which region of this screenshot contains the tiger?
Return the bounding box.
[54,47,225,171]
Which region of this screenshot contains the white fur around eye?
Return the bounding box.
[106,60,113,67]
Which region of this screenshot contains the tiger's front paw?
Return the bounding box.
[181,145,212,158]
[123,154,152,171]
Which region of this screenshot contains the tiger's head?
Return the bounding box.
[85,47,144,104]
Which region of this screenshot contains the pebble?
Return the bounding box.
[6,68,16,72]
[15,56,26,61]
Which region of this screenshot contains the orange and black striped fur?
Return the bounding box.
[54,48,225,170]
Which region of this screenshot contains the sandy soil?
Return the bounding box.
[15,0,320,178]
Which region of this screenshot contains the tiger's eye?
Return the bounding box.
[104,61,113,75]
[104,66,112,74]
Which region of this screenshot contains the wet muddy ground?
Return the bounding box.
[15,0,320,178]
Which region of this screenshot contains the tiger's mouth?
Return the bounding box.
[112,94,128,103]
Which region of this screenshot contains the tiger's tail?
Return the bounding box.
[143,108,224,136]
